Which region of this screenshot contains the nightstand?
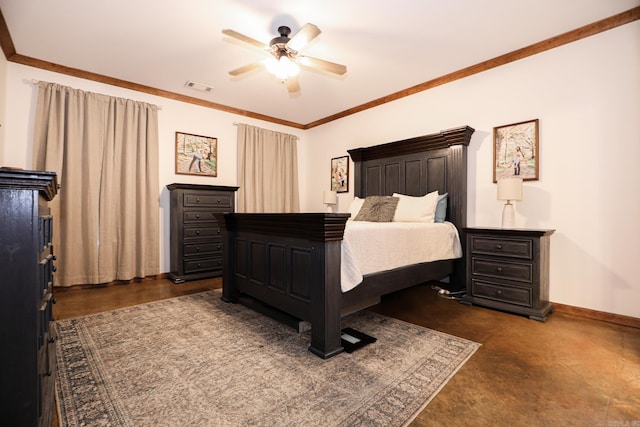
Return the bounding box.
[461,227,555,321]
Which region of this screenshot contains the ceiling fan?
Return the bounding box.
[222,23,347,93]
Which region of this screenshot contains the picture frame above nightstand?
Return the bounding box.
[461,227,555,321]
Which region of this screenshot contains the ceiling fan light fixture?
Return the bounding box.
[265,56,300,80]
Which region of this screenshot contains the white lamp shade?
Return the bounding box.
[497,178,523,201]
[323,190,337,205]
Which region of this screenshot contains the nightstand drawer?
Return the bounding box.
[183,193,232,208]
[472,280,532,307]
[471,257,532,283]
[470,236,532,259]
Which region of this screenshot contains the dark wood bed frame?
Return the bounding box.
[217,125,474,358]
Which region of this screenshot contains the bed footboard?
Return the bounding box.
[216,213,350,359]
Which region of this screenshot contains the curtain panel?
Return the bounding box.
[237,124,300,213]
[32,82,160,286]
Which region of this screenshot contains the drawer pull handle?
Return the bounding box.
[217,245,221,250]
[497,267,503,273]
[196,230,200,235]
[196,246,200,251]
[197,263,201,268]
[496,244,502,250]
[217,199,221,203]
[196,214,200,219]
[217,229,221,234]
[496,290,503,295]
[196,198,201,203]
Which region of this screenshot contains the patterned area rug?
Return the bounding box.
[56,290,480,426]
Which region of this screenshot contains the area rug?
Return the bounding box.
[55,290,480,427]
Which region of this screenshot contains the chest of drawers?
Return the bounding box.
[0,169,58,426]
[461,227,554,321]
[167,184,238,283]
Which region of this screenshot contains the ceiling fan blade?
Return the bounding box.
[222,29,268,50]
[285,76,301,93]
[299,56,347,75]
[228,61,263,76]
[287,23,321,51]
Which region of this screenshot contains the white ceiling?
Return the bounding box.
[1,0,638,125]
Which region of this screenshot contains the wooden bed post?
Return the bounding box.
[217,213,239,303]
[308,239,344,359]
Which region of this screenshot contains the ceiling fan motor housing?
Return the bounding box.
[270,26,296,59]
[270,26,291,47]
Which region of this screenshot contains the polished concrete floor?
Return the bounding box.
[54,278,640,427]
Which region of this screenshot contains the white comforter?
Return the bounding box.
[340,221,462,292]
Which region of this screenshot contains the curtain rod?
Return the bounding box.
[30,79,163,110]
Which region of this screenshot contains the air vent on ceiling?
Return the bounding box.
[185,81,214,92]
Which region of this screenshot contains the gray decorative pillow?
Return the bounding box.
[435,193,448,223]
[354,196,399,222]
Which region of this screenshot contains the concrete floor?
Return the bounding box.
[54,278,640,427]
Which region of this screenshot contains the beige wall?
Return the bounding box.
[0,51,6,166]
[3,20,639,318]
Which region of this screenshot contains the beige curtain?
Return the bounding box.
[237,123,300,212]
[32,82,160,286]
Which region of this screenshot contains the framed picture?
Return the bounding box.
[493,119,539,182]
[330,156,349,193]
[175,131,217,177]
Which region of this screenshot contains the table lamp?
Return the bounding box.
[497,178,523,228]
[323,190,337,213]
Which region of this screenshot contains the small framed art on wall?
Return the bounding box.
[175,131,217,177]
[331,156,349,193]
[493,119,539,182]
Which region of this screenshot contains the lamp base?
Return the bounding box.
[501,202,515,228]
[325,205,333,213]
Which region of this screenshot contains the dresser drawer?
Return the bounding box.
[184,257,223,273]
[39,254,55,296]
[38,293,54,349]
[183,192,232,209]
[184,241,223,256]
[472,280,532,307]
[470,236,532,259]
[39,215,53,251]
[184,210,219,222]
[184,225,222,239]
[471,257,532,283]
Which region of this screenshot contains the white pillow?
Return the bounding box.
[392,191,439,222]
[347,197,364,219]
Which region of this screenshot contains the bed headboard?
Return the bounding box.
[347,125,474,231]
